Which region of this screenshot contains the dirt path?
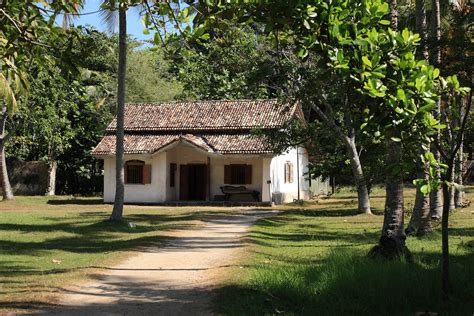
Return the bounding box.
[30,210,274,316]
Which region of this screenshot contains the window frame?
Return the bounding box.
[125,160,145,185]
[284,162,294,184]
[224,164,252,185]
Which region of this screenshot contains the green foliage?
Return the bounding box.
[126,49,182,102]
[0,0,82,113]
[6,25,183,194]
[169,23,279,100]
[184,0,472,193]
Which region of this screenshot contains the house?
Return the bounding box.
[92,99,327,204]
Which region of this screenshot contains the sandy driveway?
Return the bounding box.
[30,210,274,316]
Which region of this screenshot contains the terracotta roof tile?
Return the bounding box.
[92,135,178,155]
[92,133,273,156]
[106,99,296,132]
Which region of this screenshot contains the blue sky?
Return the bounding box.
[63,0,154,42]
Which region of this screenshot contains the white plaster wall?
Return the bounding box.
[103,153,167,203]
[101,143,315,204]
[209,155,263,201]
[165,143,265,201]
[270,147,311,203]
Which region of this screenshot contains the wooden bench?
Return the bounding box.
[220,185,260,201]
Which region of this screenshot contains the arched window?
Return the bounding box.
[125,160,145,184]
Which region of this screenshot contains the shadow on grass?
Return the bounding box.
[46,199,104,205]
[276,207,385,217]
[214,250,474,316]
[0,281,214,315]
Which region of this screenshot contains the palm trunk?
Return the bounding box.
[110,7,127,221]
[430,0,443,219]
[407,0,432,236]
[416,0,429,60]
[375,139,408,258]
[0,107,13,200]
[368,0,410,259]
[406,160,432,236]
[46,160,57,196]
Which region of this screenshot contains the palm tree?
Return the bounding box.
[429,0,443,219]
[110,3,127,221]
[406,0,432,236]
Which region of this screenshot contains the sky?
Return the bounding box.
[61,0,154,43]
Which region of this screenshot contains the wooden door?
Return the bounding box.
[179,164,189,200]
[188,164,207,200]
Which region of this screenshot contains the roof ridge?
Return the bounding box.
[125,99,280,106]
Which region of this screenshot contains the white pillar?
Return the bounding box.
[262,157,272,202]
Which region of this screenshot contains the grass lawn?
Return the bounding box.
[215,186,474,316]
[0,196,239,314]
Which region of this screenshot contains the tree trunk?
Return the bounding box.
[110,7,127,221]
[449,166,456,211]
[310,103,372,214]
[416,0,429,60]
[407,0,432,236]
[388,0,398,30]
[454,97,465,207]
[371,140,408,259]
[454,144,464,207]
[406,160,432,236]
[0,107,13,200]
[430,0,443,219]
[430,171,443,218]
[343,135,372,214]
[441,164,454,300]
[46,160,57,196]
[368,0,410,260]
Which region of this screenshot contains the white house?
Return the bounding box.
[92,99,327,204]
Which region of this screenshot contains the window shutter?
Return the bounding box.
[289,163,294,183]
[245,165,252,184]
[143,164,152,184]
[224,165,231,184]
[284,163,289,183]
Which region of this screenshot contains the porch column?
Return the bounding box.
[261,157,272,202]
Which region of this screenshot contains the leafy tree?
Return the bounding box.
[0,0,82,200]
[185,0,448,257]
[126,48,182,102]
[170,23,277,100]
[436,75,471,299]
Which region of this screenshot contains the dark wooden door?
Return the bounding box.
[187,164,207,200]
[179,164,189,200]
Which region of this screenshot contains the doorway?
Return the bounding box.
[179,164,207,200]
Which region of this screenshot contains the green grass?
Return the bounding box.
[0,196,240,313]
[214,187,474,316]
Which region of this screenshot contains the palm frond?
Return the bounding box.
[100,0,119,33]
[0,73,18,114]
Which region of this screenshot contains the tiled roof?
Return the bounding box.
[106,99,297,132]
[92,133,273,156]
[203,134,272,154]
